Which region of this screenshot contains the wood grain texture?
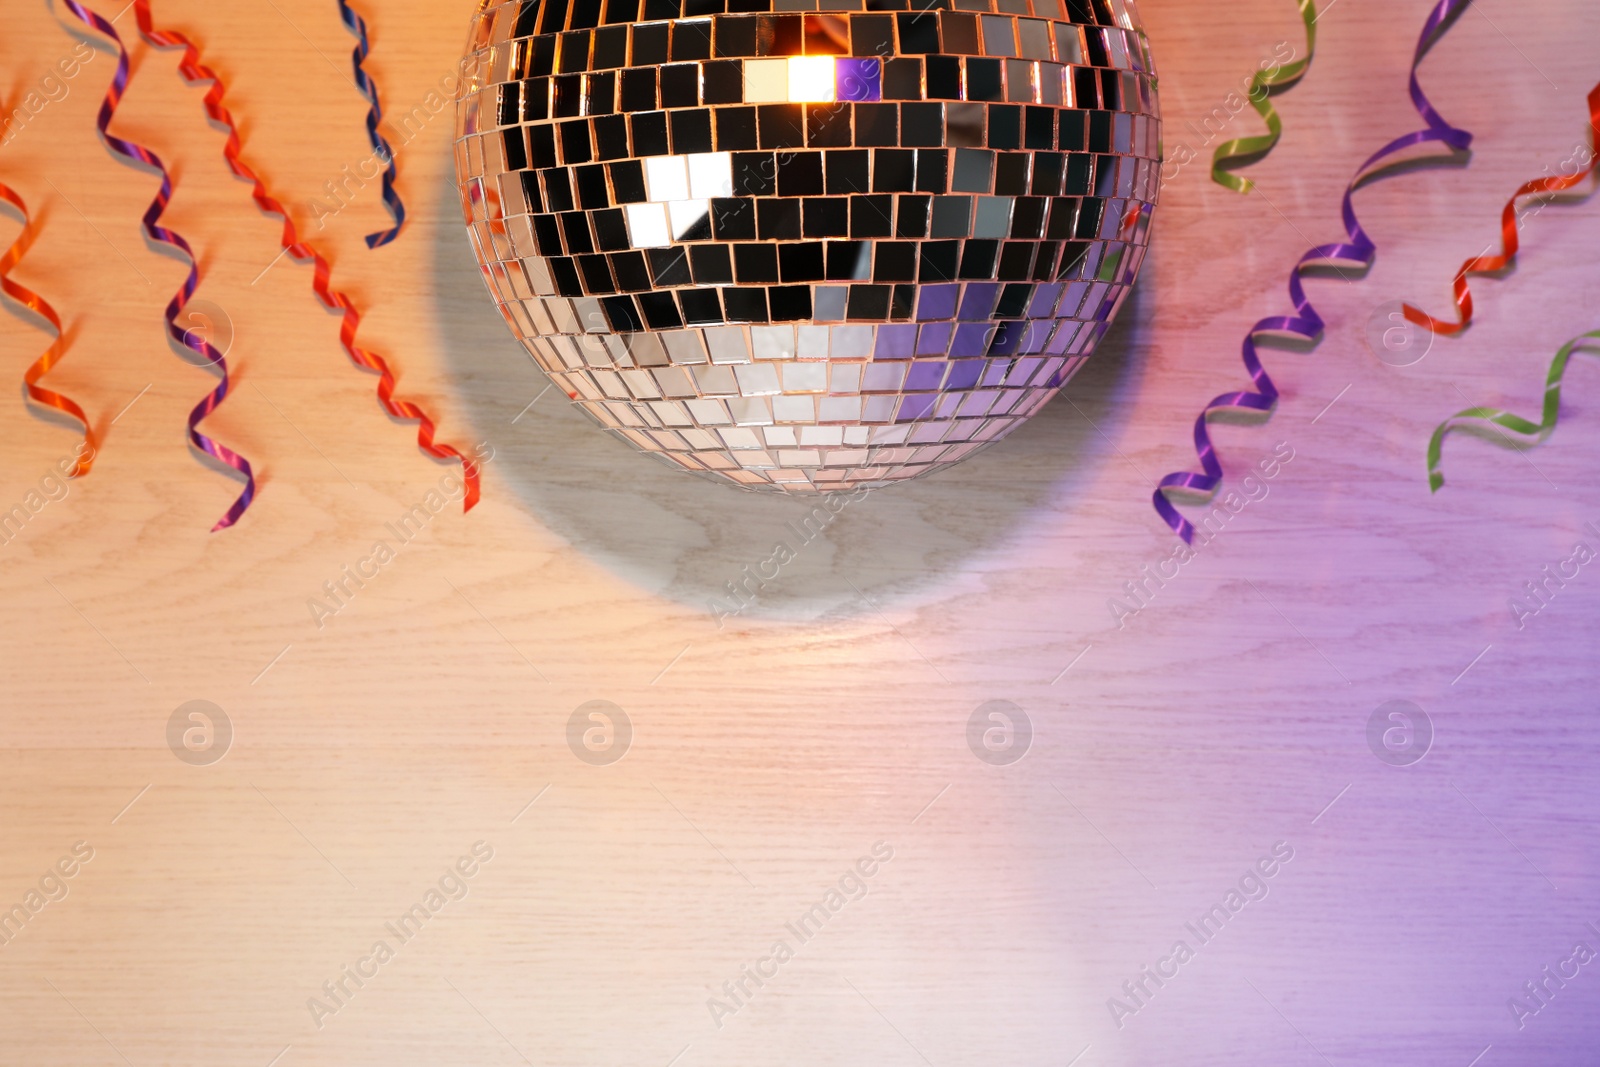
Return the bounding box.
[1,1,1598,1065]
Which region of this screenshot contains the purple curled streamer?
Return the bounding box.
[62,0,255,530]
[1152,0,1474,543]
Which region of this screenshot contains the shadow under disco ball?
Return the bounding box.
[455,0,1160,491]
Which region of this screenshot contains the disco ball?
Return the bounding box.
[455,0,1159,491]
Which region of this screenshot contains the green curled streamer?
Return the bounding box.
[1211,0,1319,194]
[1427,330,1600,491]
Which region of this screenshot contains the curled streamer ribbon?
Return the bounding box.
[1212,0,1319,194]
[63,0,254,530]
[0,179,96,475]
[1426,329,1600,491]
[337,0,406,248]
[1404,82,1600,335]
[131,1,480,509]
[1153,0,1475,544]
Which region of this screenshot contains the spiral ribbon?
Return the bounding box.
[63,0,254,530]
[337,0,406,249]
[0,180,95,475]
[1426,330,1600,492]
[1404,82,1600,335]
[1211,0,1319,194]
[1153,0,1475,544]
[130,1,480,509]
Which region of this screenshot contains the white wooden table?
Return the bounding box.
[1,0,1598,1064]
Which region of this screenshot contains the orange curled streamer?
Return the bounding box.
[132,1,480,508]
[1405,82,1600,336]
[0,181,95,476]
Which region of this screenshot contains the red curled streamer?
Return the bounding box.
[1,179,96,475]
[1405,82,1600,335]
[62,0,254,530]
[129,1,481,509]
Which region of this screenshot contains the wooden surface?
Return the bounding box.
[2,1,1599,1065]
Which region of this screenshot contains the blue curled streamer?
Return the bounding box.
[337,0,406,248]
[1152,0,1475,543]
